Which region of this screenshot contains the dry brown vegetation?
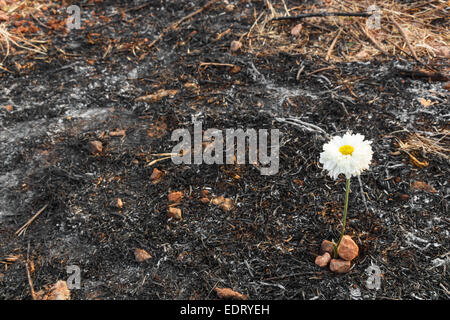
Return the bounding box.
[2,1,449,65]
[398,131,450,163]
[245,0,449,63]
[0,0,51,66]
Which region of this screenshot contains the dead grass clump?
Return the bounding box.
[0,0,51,67]
[243,0,449,66]
[0,24,46,61]
[398,132,450,163]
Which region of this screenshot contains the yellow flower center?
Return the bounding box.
[339,145,354,156]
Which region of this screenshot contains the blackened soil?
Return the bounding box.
[0,1,448,300]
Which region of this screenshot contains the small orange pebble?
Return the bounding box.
[212,196,224,205]
[168,191,183,203]
[220,198,234,211]
[134,248,152,262]
[150,168,163,181]
[215,287,248,300]
[168,207,182,220]
[109,129,126,137]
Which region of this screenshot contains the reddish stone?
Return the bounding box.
[329,259,351,273]
[150,168,163,181]
[220,198,234,211]
[168,191,183,203]
[134,248,152,262]
[168,207,182,220]
[87,141,103,154]
[212,196,224,205]
[320,240,335,255]
[337,235,359,261]
[109,129,126,137]
[215,288,248,300]
[411,181,437,193]
[315,252,331,268]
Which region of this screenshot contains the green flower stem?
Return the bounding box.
[334,178,351,258]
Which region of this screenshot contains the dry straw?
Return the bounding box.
[0,0,48,67]
[243,0,449,64]
[399,132,450,163]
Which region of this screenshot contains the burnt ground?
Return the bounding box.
[0,0,449,300]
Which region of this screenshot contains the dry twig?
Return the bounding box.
[359,23,389,56]
[271,11,371,21]
[390,17,419,61]
[15,204,49,237]
[326,28,342,61]
[26,242,36,300]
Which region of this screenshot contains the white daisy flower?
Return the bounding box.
[319,132,373,180]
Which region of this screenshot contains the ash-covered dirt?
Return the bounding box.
[0,0,448,300]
